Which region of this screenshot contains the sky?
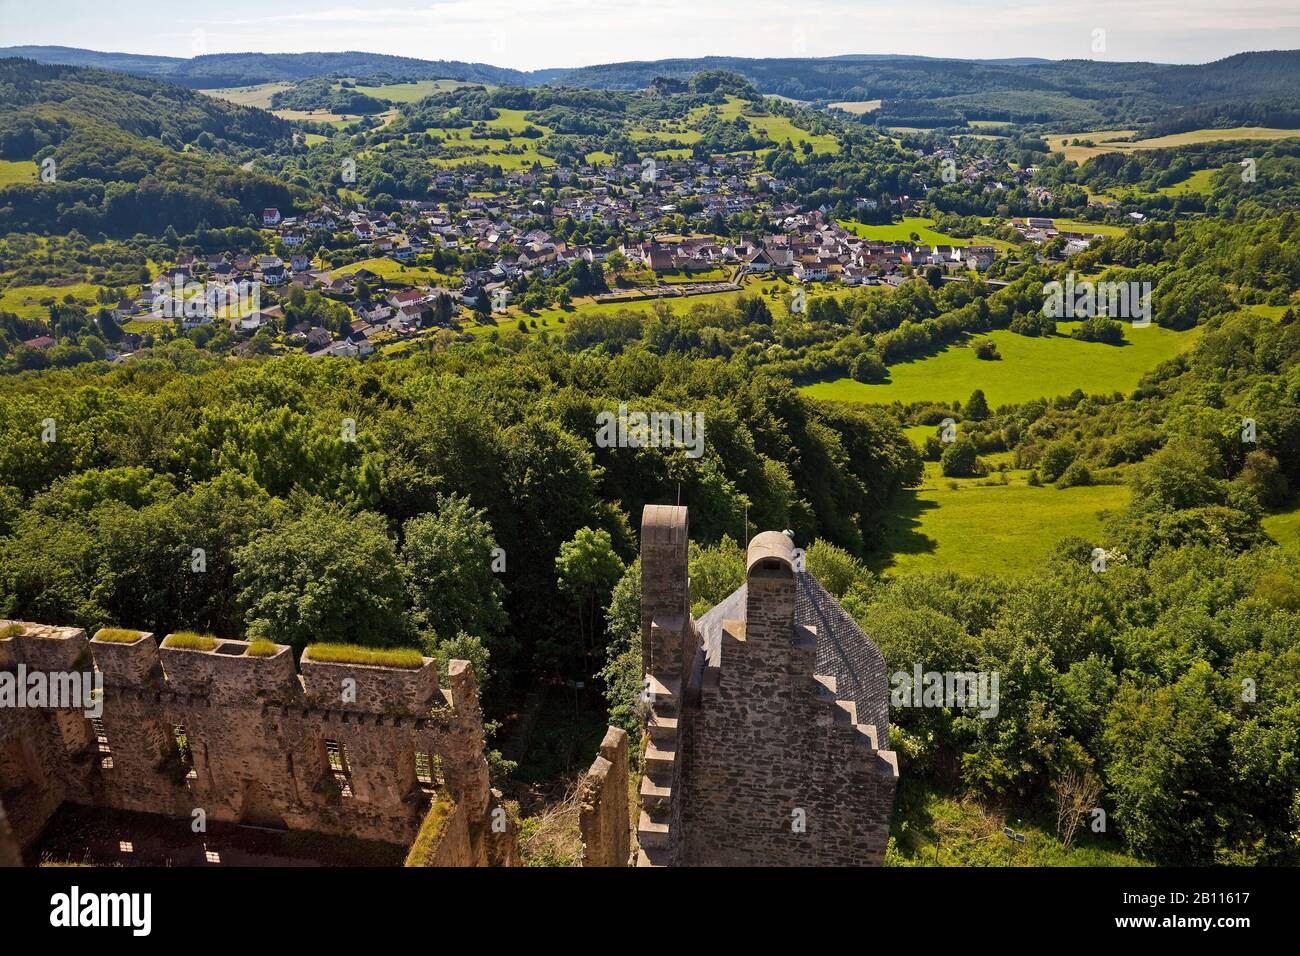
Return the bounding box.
[2,0,1298,70]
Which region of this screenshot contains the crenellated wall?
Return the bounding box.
[634,507,899,867]
[0,622,500,863]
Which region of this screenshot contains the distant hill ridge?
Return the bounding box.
[4,45,1298,100]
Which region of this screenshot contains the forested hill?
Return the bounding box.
[0,58,292,155]
[0,46,540,88]
[0,59,305,236]
[6,44,1300,129]
[555,50,1300,99]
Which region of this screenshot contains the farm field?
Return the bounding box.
[801,322,1197,408]
[0,159,37,186]
[870,460,1129,577]
[200,82,295,109]
[829,100,882,115]
[1047,127,1300,163]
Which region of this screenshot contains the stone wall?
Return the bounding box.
[578,726,629,866]
[405,793,474,867]
[632,508,899,868]
[0,622,508,865]
[677,533,898,865]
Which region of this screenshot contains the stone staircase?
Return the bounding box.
[635,671,680,867]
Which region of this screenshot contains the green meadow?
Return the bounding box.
[802,322,1197,408]
[1264,503,1300,553]
[871,461,1129,578]
[0,281,111,321]
[838,216,1016,250]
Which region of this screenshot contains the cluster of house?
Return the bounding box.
[59,144,1122,362]
[624,210,997,285]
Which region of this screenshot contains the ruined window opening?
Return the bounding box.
[92,716,113,769]
[173,725,196,780]
[325,739,353,798]
[413,751,443,790]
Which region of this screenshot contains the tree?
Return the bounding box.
[556,527,625,674]
[234,501,407,651]
[965,388,991,421]
[940,439,980,478]
[401,494,511,667]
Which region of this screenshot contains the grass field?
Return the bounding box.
[889,783,1142,866]
[331,256,457,286]
[871,461,1129,577]
[431,109,554,169]
[349,79,466,103]
[0,281,110,320]
[463,275,842,337]
[715,97,839,155]
[1263,502,1300,552]
[1048,127,1300,163]
[0,159,38,186]
[839,216,1014,249]
[829,100,882,115]
[200,82,295,109]
[802,322,1197,408]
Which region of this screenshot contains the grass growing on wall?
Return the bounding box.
[162,631,219,651]
[93,628,146,644]
[304,643,425,669]
[246,638,279,658]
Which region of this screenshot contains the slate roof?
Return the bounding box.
[693,571,891,748]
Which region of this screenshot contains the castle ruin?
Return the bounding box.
[1,502,895,867]
[580,504,899,866]
[0,625,515,866]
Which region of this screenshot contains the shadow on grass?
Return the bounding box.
[867,489,940,574]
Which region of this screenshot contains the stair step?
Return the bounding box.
[636,847,671,867]
[639,773,672,810]
[647,712,678,742]
[644,741,676,772]
[637,810,670,849]
[813,674,837,699]
[833,699,858,726]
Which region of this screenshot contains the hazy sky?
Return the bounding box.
[3,0,1298,70]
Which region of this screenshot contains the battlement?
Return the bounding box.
[0,619,499,865]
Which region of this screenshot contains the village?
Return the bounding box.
[48,149,1110,362]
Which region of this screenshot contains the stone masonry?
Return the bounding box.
[578,726,629,866]
[632,505,899,866]
[0,622,513,865]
